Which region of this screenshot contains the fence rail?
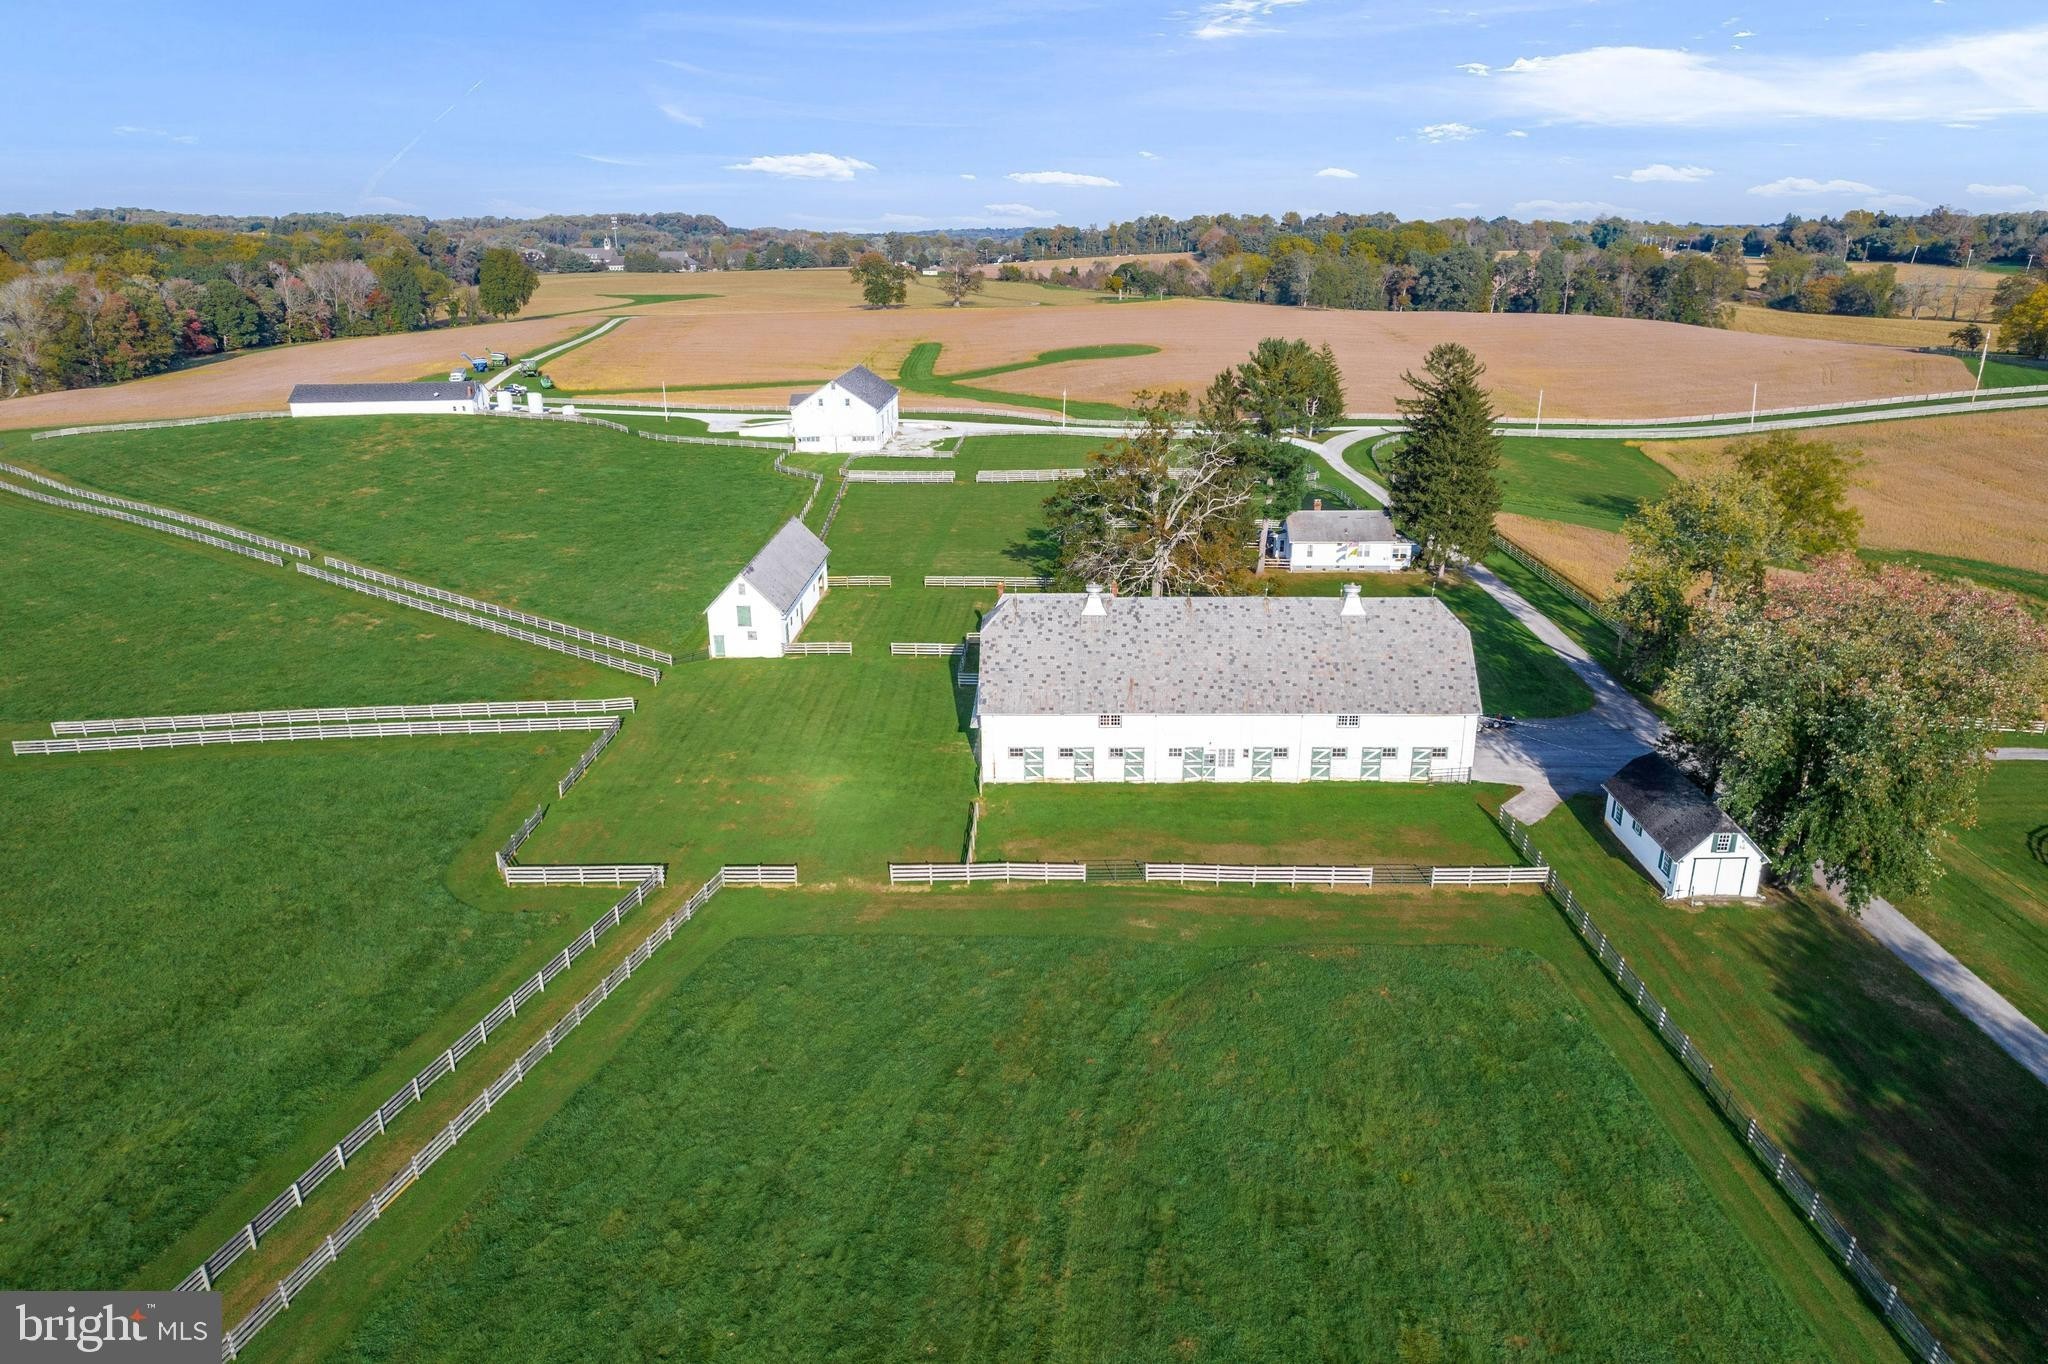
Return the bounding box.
[721,864,799,884]
[771,452,826,520]
[782,641,853,655]
[924,575,1051,589]
[14,716,617,756]
[295,565,661,681]
[1429,864,1552,885]
[498,802,547,869]
[556,720,620,796]
[827,574,892,586]
[1148,863,1374,886]
[53,696,633,736]
[30,411,291,440]
[891,642,967,657]
[501,863,666,886]
[182,871,668,1301]
[321,558,671,663]
[1490,531,1620,629]
[955,670,980,687]
[0,481,287,567]
[844,469,955,484]
[1493,809,1954,1364]
[1,461,308,557]
[975,468,1086,482]
[889,862,1085,883]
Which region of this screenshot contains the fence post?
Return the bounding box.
[332,1142,346,1171]
[288,1183,302,1209]
[243,1224,258,1255]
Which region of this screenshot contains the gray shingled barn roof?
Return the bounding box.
[288,382,477,404]
[1602,753,1749,856]
[801,364,898,411]
[976,594,1481,716]
[735,518,830,613]
[1285,509,1400,543]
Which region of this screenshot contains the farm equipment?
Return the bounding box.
[458,352,488,373]
[447,370,465,383]
[518,360,538,376]
[539,375,555,389]
[488,351,508,367]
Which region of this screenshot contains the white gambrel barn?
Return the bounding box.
[788,365,900,453]
[1280,507,1414,572]
[288,382,484,417]
[974,585,1481,784]
[1601,753,1768,899]
[704,518,830,659]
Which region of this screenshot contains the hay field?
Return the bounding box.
[1747,259,2007,321]
[1497,512,1631,597]
[974,250,1199,278]
[1640,408,2048,574]
[0,315,586,431]
[1724,305,1975,350]
[551,301,1975,417]
[524,266,1107,320]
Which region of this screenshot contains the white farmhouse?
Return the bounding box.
[287,381,484,418]
[1280,507,1414,572]
[703,518,830,659]
[974,585,1481,784]
[788,365,901,454]
[1601,753,1768,899]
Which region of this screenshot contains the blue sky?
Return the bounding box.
[4,1,2043,227]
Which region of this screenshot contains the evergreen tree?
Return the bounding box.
[1388,343,1502,579]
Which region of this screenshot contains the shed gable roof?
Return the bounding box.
[731,518,830,613]
[289,382,477,404]
[796,364,898,412]
[1603,753,1751,856]
[977,594,1481,716]
[1285,509,1400,543]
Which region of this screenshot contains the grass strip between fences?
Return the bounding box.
[1494,807,1958,1364]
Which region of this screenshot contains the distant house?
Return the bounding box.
[1280,506,1413,572]
[571,244,625,271]
[287,382,483,418]
[973,585,1481,784]
[788,364,901,453]
[656,250,698,271]
[704,518,830,658]
[1601,753,1768,899]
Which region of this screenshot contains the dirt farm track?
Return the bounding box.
[0,268,1984,427]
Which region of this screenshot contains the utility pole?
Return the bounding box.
[662,382,669,423]
[1750,382,1758,429]
[1533,388,1543,437]
[1061,389,1067,431]
[1973,333,1990,401]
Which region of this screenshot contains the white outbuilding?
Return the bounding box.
[1601,752,1768,899]
[704,518,831,659]
[287,381,484,418]
[973,585,1481,784]
[1279,507,1414,572]
[788,365,901,454]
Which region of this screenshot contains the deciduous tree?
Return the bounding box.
[1613,474,1783,680]
[849,252,908,309]
[2000,283,2048,358]
[1730,432,1863,558]
[476,247,539,319]
[1387,342,1502,579]
[940,255,984,307]
[1234,337,1344,437]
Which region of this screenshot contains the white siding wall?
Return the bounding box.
[978,711,1478,784]
[703,564,828,659]
[289,399,482,418]
[789,381,900,453]
[1601,792,1765,899]
[1284,538,1413,572]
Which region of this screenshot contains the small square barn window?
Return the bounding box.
[1107,747,1124,758]
[1167,747,1183,758]
[1218,750,1236,766]
[1057,747,1075,759]
[1273,748,1290,759]
[1098,715,1122,727]
[1331,747,1349,759]
[1711,832,1736,854]
[746,630,757,641]
[1337,715,1360,728]
[1007,748,1026,758]
[1380,747,1399,759]
[1428,746,1449,759]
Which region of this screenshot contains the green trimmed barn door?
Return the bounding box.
[1123,747,1145,782]
[1072,747,1094,780]
[1310,747,1333,780]
[1183,747,1214,781]
[711,635,726,658]
[1023,748,1044,779]
[1360,747,1382,779]
[1410,749,1432,781]
[1251,747,1274,780]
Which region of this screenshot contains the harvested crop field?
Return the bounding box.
[1497,513,1631,597]
[524,266,1107,320]
[0,316,586,431]
[1723,305,1980,350]
[1640,408,2048,574]
[973,250,1199,278]
[550,301,1975,418]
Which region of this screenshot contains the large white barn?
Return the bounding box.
[1601,753,1768,899]
[1279,507,1414,572]
[703,519,830,658]
[288,382,484,418]
[788,365,900,453]
[974,585,1481,784]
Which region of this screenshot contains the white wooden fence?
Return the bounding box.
[321,557,672,663]
[925,575,1050,588]
[891,642,967,657]
[1147,864,1374,886]
[975,468,1085,482]
[52,697,633,736]
[0,480,287,567]
[955,671,980,688]
[30,411,291,440]
[498,802,547,869]
[1429,865,1553,886]
[890,862,1085,883]
[844,469,955,484]
[1491,532,1621,630]
[720,864,799,885]
[211,862,800,1358]
[502,863,667,886]
[13,716,619,756]
[827,574,892,586]
[556,720,621,796]
[0,461,308,557]
[783,641,853,655]
[295,564,661,682]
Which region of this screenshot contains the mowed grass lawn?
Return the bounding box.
[978,782,1517,866]
[1531,796,2048,1363]
[1897,762,2048,1028]
[1495,436,1676,531]
[12,416,810,647]
[0,497,627,1289]
[317,935,1836,1364]
[826,481,1057,579]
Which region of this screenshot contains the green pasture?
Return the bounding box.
[897,342,1138,420]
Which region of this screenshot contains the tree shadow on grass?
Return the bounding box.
[1005,527,1062,576]
[2026,823,2047,869]
[1755,896,2048,1362]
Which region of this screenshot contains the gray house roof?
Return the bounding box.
[976,593,1481,717]
[732,518,830,614]
[1286,509,1401,544]
[289,382,477,404]
[1603,753,1752,857]
[796,364,898,412]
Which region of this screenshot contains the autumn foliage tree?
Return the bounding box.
[849,252,908,309]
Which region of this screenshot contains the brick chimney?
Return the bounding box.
[1313,498,1323,511]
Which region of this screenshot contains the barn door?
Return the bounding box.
[1123,747,1145,782]
[1022,748,1044,779]
[1359,747,1382,780]
[1410,749,1433,781]
[1071,747,1094,780]
[1182,747,1213,781]
[712,635,726,658]
[1251,747,1274,780]
[1310,747,1333,780]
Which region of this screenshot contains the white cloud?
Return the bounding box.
[1514,199,1624,219]
[1418,122,1480,142]
[1732,29,1755,38]
[1505,129,1529,138]
[959,172,977,180]
[1619,163,1713,183]
[1188,0,1306,41]
[1007,170,1120,187]
[726,152,876,180]
[1487,24,2048,126]
[1747,177,1928,210]
[656,101,705,127]
[1139,150,1160,159]
[982,202,1054,219]
[113,124,196,145]
[1315,166,1359,179]
[577,152,644,167]
[1967,182,2033,199]
[1457,62,1491,76]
